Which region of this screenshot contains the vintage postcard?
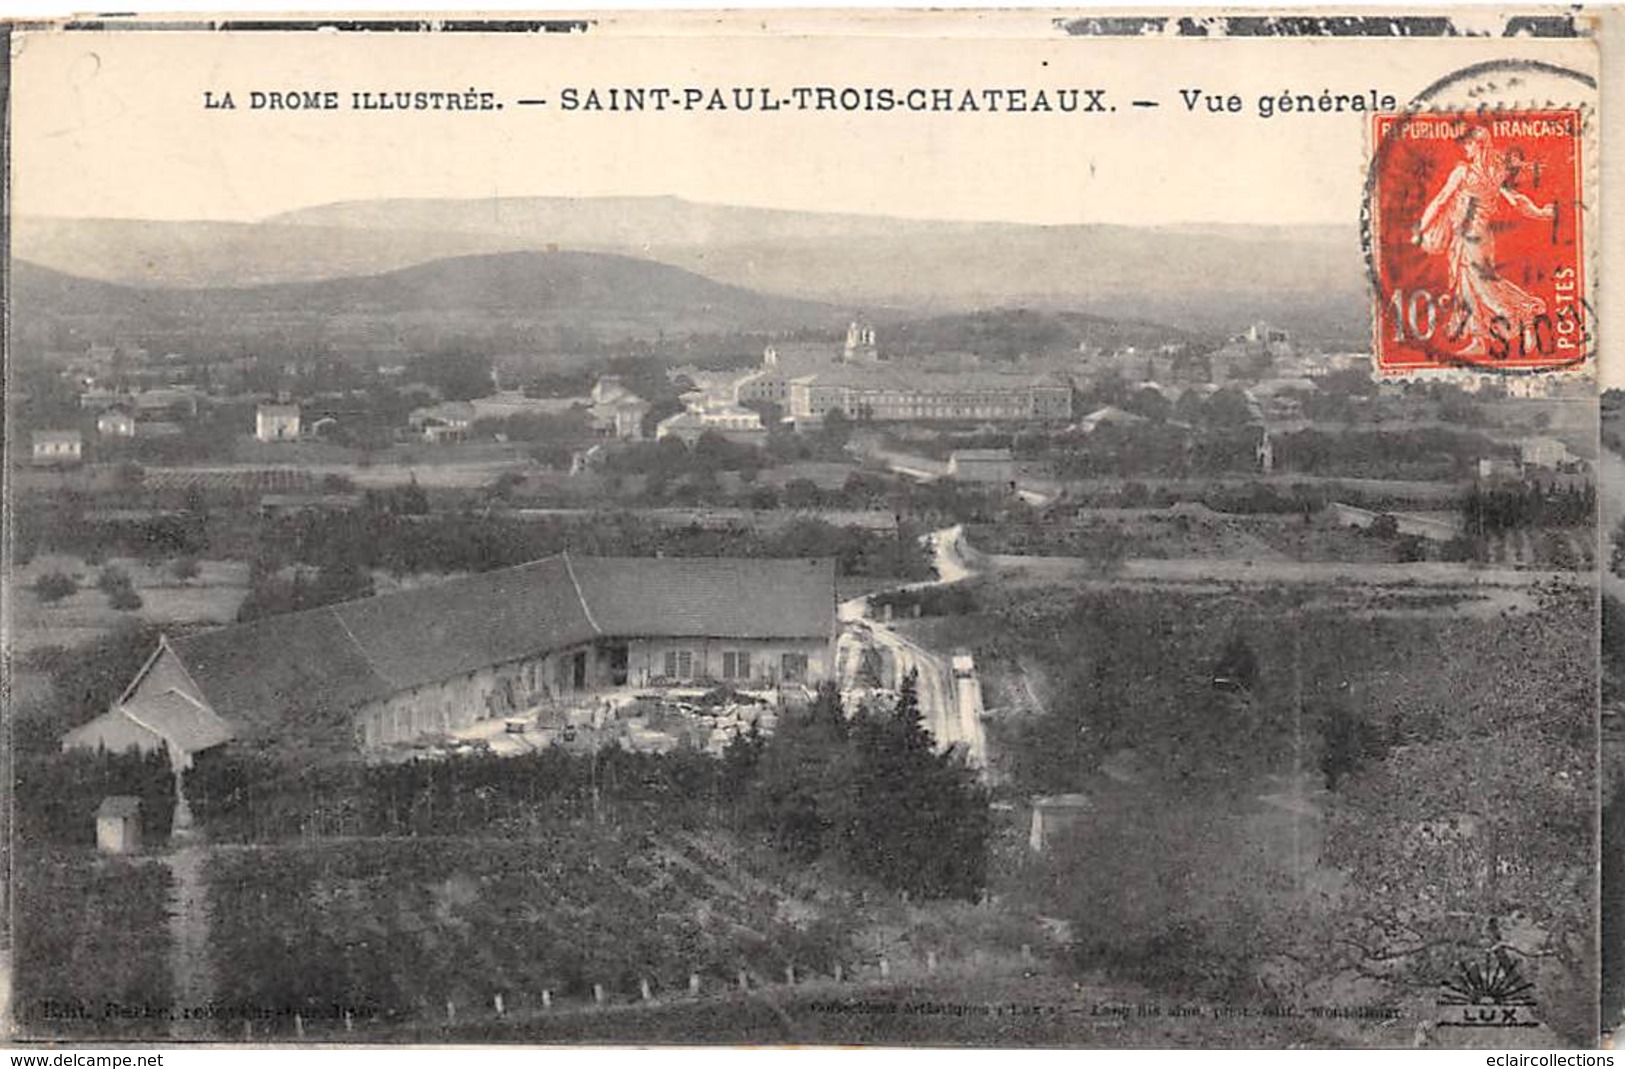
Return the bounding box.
[2,7,1620,1049]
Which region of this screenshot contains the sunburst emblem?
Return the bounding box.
[1438,950,1537,1007]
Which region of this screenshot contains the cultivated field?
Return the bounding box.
[10,554,250,655]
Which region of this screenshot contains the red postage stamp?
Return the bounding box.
[1369,108,1587,375]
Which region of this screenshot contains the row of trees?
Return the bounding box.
[252,507,932,585]
[1461,481,1597,534]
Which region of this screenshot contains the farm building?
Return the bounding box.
[63,555,838,762]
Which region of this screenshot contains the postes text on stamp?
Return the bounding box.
[1369,108,1586,375]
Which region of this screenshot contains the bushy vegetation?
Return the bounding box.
[1274,427,1506,480]
[184,680,988,901]
[33,569,78,603]
[97,565,144,611]
[188,680,988,1034]
[251,506,931,585]
[12,851,174,1040]
[976,582,1593,1037]
[741,679,989,901]
[184,745,730,842]
[14,748,176,846]
[1461,480,1597,533]
[204,830,860,1032]
[14,620,173,755]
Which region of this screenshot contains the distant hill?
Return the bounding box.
[15,197,1370,343]
[9,251,847,352]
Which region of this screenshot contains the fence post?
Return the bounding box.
[640,978,652,1002]
[541,989,553,1010]
[738,968,749,993]
[927,950,938,973]
[834,962,844,984]
[593,983,605,1006]
[1020,944,1033,963]
[344,1011,354,1033]
[784,964,796,986]
[689,972,701,996]
[294,1013,304,1040]
[879,957,890,979]
[243,1020,252,1041]
[494,993,505,1017]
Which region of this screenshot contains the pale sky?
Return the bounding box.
[8,25,1597,227]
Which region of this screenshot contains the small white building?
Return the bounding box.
[96,407,136,438]
[1520,436,1572,470]
[96,796,142,855]
[31,429,84,464]
[656,403,766,445]
[408,401,476,444]
[255,404,301,442]
[1029,794,1093,853]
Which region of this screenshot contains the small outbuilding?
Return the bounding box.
[1029,793,1092,854]
[96,796,142,855]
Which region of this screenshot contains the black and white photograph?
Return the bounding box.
[1,9,1616,1050]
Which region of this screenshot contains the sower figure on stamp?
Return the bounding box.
[1413,126,1557,357]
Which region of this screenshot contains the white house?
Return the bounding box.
[255,404,301,442]
[96,407,136,438]
[31,429,84,464]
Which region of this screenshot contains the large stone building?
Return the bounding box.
[63,555,838,762]
[786,366,1073,424]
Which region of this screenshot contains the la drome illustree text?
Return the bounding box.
[202,85,1400,117]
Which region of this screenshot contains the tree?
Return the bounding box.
[1212,633,1259,692]
[1368,513,1400,540]
[172,557,202,584]
[783,478,823,510]
[745,683,854,862]
[1317,702,1390,789]
[1394,534,1429,563]
[846,673,990,899]
[109,585,143,612]
[34,571,76,604]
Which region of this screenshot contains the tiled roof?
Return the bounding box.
[97,796,142,818]
[801,366,1070,392]
[569,556,835,641]
[124,689,236,753]
[163,555,835,733]
[334,557,598,691]
[170,611,396,735]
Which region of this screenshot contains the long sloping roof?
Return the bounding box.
[164,555,835,733]
[569,556,836,641]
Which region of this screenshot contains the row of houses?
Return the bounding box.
[63,554,838,765]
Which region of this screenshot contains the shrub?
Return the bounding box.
[171,557,201,583]
[109,586,143,612]
[34,571,77,603]
[96,566,131,595]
